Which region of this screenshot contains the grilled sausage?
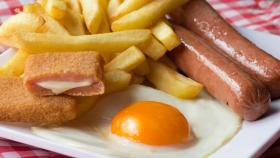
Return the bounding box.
[170,26,270,121]
[169,0,280,99]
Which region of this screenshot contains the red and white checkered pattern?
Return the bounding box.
[0,138,68,158]
[0,0,280,158]
[0,0,33,23]
[1,0,280,35]
[209,0,280,35]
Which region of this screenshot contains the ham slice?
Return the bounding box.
[24,51,105,96]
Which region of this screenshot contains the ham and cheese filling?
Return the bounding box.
[23,51,105,96]
[37,80,93,94]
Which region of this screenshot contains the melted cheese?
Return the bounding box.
[37,80,92,94]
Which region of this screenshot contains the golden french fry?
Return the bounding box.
[152,21,181,51]
[37,0,48,8]
[100,0,109,10]
[147,59,203,99]
[159,55,177,70]
[105,70,132,93]
[76,96,98,116]
[111,0,152,20]
[66,0,81,13]
[14,29,151,53]
[139,36,167,60]
[0,13,44,37]
[61,9,85,35]
[23,2,45,14]
[131,74,145,84]
[98,14,111,33]
[111,0,188,31]
[133,60,150,76]
[80,0,103,34]
[104,46,146,72]
[0,50,29,77]
[46,0,67,20]
[0,13,45,46]
[108,0,122,19]
[22,2,69,35]
[38,14,70,34]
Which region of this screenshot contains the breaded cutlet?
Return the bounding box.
[24,51,105,96]
[0,77,77,126]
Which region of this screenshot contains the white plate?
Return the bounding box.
[0,28,279,158]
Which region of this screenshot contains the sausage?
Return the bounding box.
[169,0,280,99]
[170,26,270,121]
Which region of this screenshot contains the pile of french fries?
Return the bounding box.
[0,0,203,99]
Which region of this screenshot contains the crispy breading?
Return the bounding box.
[0,77,77,126]
[24,51,105,96]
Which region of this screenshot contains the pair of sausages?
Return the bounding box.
[171,26,270,121]
[170,0,280,99]
[169,0,280,120]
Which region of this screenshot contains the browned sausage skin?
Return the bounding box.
[170,26,270,121]
[169,0,280,99]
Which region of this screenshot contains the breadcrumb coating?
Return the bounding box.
[24,51,104,96]
[0,77,77,126]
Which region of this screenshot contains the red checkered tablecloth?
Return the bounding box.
[0,0,280,158]
[209,0,280,35]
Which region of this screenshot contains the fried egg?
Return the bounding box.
[32,85,241,158]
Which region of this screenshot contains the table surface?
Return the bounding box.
[0,0,280,158]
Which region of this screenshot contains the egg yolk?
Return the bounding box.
[111,101,189,146]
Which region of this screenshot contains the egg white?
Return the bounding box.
[32,85,241,158]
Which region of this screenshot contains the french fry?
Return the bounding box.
[76,96,98,116]
[0,13,44,37]
[111,0,152,20]
[100,0,109,11]
[147,59,203,99]
[98,7,111,33]
[37,0,48,8]
[104,46,146,72]
[159,55,177,70]
[139,36,167,60]
[22,2,69,35]
[0,50,29,77]
[38,14,70,34]
[23,2,45,14]
[131,74,145,84]
[64,0,85,35]
[111,0,188,31]
[46,0,67,20]
[61,9,85,35]
[14,29,151,53]
[108,0,122,19]
[98,15,111,33]
[98,2,111,33]
[80,0,103,34]
[0,13,45,46]
[152,21,181,51]
[66,0,81,13]
[133,60,150,76]
[105,70,132,93]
